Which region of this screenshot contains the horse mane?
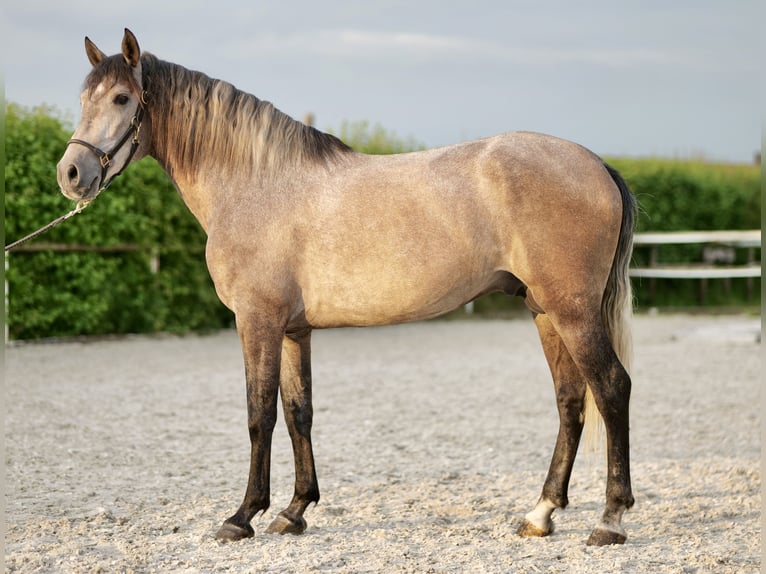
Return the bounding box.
[86,53,353,182]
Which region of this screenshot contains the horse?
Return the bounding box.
[56,29,636,546]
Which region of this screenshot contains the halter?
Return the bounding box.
[66,89,148,192]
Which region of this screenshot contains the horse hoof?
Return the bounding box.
[265,513,307,535]
[586,527,627,546]
[517,518,554,538]
[215,521,254,542]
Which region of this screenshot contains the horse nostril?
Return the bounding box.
[67,165,79,183]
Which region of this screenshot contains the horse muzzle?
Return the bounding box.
[57,156,101,201]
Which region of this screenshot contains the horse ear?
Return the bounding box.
[122,28,141,68]
[85,37,105,67]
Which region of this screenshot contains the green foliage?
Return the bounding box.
[606,158,761,232]
[330,120,425,154]
[5,104,232,339]
[606,157,761,308]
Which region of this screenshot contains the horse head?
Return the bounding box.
[57,29,149,200]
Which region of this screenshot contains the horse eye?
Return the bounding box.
[113,94,130,105]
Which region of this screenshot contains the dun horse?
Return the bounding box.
[57,29,636,546]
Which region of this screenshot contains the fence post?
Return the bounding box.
[4,253,8,344]
[150,248,160,274]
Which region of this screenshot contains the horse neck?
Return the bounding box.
[143,59,266,228]
[143,57,352,230]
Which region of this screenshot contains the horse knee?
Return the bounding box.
[285,399,314,437]
[248,411,278,442]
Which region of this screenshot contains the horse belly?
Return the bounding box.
[300,250,495,328]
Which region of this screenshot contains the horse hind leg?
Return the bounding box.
[550,309,634,546]
[518,313,587,538]
[265,330,320,535]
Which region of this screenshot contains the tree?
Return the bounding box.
[330,120,424,155]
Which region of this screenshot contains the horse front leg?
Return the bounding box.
[265,329,320,535]
[518,314,587,538]
[215,313,285,542]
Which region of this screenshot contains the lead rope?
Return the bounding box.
[4,199,92,252]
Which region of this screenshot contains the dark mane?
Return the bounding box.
[87,52,353,182]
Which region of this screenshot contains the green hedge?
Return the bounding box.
[5,104,232,339]
[4,105,761,339]
[607,157,761,307]
[607,158,760,232]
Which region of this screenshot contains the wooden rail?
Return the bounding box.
[632,230,761,246]
[10,242,142,253]
[9,242,159,273]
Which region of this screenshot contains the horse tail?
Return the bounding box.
[583,162,636,450]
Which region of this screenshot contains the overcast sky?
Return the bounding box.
[4,1,760,163]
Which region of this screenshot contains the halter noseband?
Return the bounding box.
[66,89,148,192]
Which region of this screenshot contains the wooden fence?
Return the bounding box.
[630,230,761,304]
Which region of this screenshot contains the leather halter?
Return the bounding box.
[66,90,148,192]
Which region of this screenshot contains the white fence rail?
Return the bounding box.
[630,229,761,303]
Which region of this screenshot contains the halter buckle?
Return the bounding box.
[130,116,142,144]
[99,154,111,169]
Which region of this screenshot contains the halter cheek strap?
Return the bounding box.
[66,90,147,192]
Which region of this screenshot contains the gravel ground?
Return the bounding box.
[4,314,761,573]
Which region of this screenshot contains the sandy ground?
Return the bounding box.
[4,314,761,573]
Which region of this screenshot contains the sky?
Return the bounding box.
[3,1,761,163]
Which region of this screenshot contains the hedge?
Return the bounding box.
[4,105,760,339]
[5,104,231,339]
[607,157,761,307]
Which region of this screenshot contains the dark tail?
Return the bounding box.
[601,163,636,373]
[584,162,636,448]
